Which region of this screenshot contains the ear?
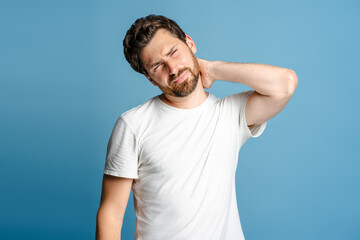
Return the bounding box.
[185,34,197,54]
[145,74,158,86]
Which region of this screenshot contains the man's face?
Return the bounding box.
[140,29,200,97]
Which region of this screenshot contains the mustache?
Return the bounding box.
[169,68,190,83]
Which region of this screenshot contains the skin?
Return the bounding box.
[96,175,133,240]
[141,28,209,109]
[141,28,298,127]
[96,27,298,240]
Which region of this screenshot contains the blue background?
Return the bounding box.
[1,0,359,239]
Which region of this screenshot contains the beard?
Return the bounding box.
[160,53,200,97]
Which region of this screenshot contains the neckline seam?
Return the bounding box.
[155,93,213,112]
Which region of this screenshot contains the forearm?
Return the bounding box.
[96,207,123,240]
[211,61,295,97]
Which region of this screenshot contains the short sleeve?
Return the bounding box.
[104,116,139,179]
[224,90,267,147]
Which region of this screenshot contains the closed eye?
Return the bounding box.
[154,63,163,72]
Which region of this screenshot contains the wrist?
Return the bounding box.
[210,60,223,81]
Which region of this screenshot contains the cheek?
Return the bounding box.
[179,52,190,63]
[184,52,196,66]
[152,72,169,85]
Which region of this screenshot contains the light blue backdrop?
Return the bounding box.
[1,0,359,239]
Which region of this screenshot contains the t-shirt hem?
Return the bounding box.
[104,169,138,179]
[242,90,267,138]
[248,121,267,138]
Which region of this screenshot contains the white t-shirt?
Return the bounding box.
[104,90,267,240]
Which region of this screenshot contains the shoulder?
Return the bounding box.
[118,96,159,127]
[217,90,254,108]
[124,96,157,115]
[223,90,254,101]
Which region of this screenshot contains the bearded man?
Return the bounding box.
[96,14,298,240]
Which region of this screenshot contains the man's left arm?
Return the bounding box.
[197,59,298,128]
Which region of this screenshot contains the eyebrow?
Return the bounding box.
[148,45,178,70]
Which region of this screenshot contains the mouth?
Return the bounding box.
[173,70,188,84]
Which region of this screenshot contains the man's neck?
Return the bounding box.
[159,80,209,109]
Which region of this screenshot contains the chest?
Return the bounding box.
[136,108,239,179]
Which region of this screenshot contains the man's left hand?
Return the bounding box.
[197,58,216,89]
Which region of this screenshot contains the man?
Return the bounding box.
[96,15,297,240]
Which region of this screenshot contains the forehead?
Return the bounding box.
[140,29,184,67]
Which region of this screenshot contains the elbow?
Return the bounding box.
[96,206,123,239]
[287,69,298,94]
[282,69,298,97]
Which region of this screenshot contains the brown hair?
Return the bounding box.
[123,15,186,75]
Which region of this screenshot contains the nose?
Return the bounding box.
[167,60,178,76]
